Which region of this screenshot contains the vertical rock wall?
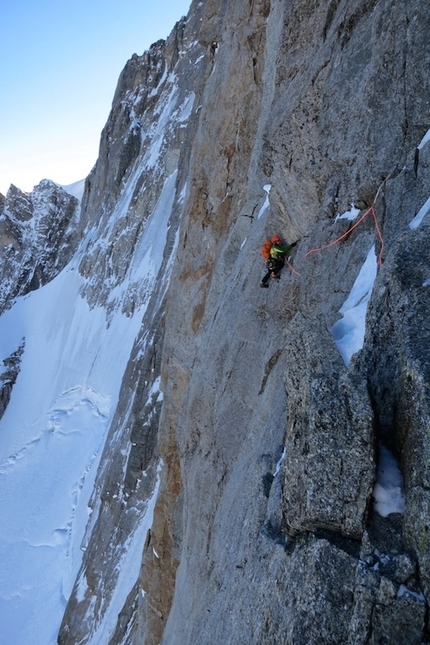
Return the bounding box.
[54,0,430,643]
[142,0,430,644]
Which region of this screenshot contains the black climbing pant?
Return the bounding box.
[261,258,284,285]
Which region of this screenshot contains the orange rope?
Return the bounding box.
[371,205,384,266]
[285,257,300,276]
[305,205,384,266]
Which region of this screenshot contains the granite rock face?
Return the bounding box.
[3,0,428,643]
[283,315,374,540]
[77,16,204,315]
[0,180,80,311]
[146,1,430,644]
[57,5,208,644]
[0,342,24,421]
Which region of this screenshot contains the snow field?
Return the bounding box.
[0,168,179,643]
[0,261,145,645]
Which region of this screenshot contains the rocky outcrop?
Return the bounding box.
[0,342,24,421]
[143,1,430,644]
[77,15,204,314]
[283,316,374,539]
[360,220,430,611]
[0,180,80,311]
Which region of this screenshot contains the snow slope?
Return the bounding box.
[0,172,179,644]
[0,265,140,644]
[331,245,377,366]
[60,178,86,201]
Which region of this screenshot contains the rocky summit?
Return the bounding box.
[1,1,430,644]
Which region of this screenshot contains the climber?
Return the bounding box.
[260,235,295,288]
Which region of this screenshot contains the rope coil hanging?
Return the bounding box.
[303,172,393,268]
[273,172,393,277]
[305,204,385,266]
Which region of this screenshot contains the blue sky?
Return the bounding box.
[0,0,191,195]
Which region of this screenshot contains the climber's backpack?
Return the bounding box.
[261,240,272,260]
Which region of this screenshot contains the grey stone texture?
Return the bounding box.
[0,342,24,421]
[283,315,374,539]
[152,1,430,644]
[0,180,80,311]
[58,4,208,644]
[4,0,427,643]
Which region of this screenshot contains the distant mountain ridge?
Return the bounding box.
[0,179,81,311]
